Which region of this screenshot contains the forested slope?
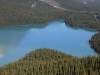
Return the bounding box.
[0,0,100,29]
[89,32,100,54]
[78,0,100,7]
[6,0,55,8]
[0,48,100,75]
[55,0,90,11]
[97,13,100,21]
[6,0,100,12]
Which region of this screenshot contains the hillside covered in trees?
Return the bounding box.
[6,0,55,9]
[0,48,100,75]
[0,0,100,29]
[5,0,100,12]
[89,32,100,54]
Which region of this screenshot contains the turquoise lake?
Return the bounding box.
[0,21,97,66]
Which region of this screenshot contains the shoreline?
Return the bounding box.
[0,20,100,55]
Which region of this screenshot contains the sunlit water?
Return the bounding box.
[0,21,97,66]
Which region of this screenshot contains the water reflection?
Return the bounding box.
[0,29,27,58]
[0,24,47,58]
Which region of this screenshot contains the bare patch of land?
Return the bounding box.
[41,0,66,10]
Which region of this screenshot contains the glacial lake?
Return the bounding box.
[0,21,97,66]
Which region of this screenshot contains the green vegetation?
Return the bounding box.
[6,0,100,12]
[0,48,100,75]
[88,13,100,54]
[55,0,90,11]
[89,32,100,54]
[6,0,88,11]
[0,0,100,29]
[6,0,55,8]
[97,13,100,21]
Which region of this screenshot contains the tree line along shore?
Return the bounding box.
[0,4,100,54]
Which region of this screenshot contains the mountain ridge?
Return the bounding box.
[78,0,100,6]
[5,0,100,11]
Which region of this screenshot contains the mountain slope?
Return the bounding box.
[55,0,89,11]
[6,0,55,8]
[78,0,100,7]
[6,0,100,11]
[40,0,66,10]
[5,0,66,10]
[1,0,100,30]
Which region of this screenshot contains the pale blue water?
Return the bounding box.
[0,21,97,66]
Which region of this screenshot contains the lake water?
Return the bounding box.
[0,21,97,66]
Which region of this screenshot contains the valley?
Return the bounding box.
[0,0,100,75]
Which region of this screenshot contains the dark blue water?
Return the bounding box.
[0,21,97,66]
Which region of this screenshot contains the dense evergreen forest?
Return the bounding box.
[55,0,91,11]
[0,0,100,29]
[6,0,100,12]
[89,32,100,54]
[6,0,89,11]
[97,13,100,20]
[0,48,100,75]
[6,0,55,8]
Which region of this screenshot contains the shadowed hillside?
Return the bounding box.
[78,0,100,7]
[6,0,100,11]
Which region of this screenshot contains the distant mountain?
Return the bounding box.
[6,0,55,9]
[78,0,100,6]
[1,0,100,29]
[5,0,99,11]
[54,0,90,11]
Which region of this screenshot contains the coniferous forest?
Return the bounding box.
[0,48,100,75]
[89,32,100,54]
[0,0,100,30]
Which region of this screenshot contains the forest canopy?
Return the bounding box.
[0,0,100,30]
[0,48,100,75]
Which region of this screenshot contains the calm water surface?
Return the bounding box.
[0,21,97,66]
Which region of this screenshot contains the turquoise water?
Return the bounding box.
[0,21,97,66]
